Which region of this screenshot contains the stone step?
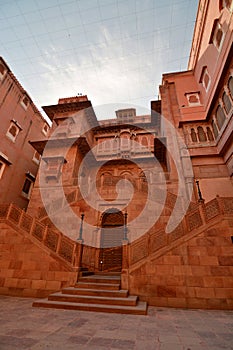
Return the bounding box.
[80,271,94,277]
[78,275,121,284]
[49,292,137,306]
[62,287,128,298]
[75,282,120,290]
[94,272,121,276]
[32,300,147,315]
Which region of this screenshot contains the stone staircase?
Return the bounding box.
[32,273,147,315]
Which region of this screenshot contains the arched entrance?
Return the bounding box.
[99,209,124,272]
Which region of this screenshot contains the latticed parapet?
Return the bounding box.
[0,203,81,268]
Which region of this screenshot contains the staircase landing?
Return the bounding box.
[33,273,147,315]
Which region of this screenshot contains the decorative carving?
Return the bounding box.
[204,198,220,221]
[32,221,45,241]
[150,230,167,253]
[102,212,124,226]
[130,238,147,264]
[0,204,9,218]
[58,238,74,262]
[222,198,233,214]
[66,190,76,203]
[169,223,184,242]
[44,229,59,251]
[187,210,203,231]
[38,207,48,219]
[8,206,21,224]
[166,192,177,210]
[20,213,33,233]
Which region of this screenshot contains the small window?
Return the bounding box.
[206,127,214,141]
[0,63,6,80]
[200,67,211,92]
[228,76,233,99]
[191,128,197,142]
[186,92,201,106]
[32,151,41,164]
[216,105,226,129]
[210,20,224,51]
[212,120,219,138]
[6,122,20,142]
[22,173,35,198]
[222,92,232,114]
[42,123,49,136]
[22,178,33,198]
[21,96,30,110]
[197,126,207,142]
[0,161,6,179]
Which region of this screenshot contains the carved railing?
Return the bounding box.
[0,203,82,270]
[37,189,77,220]
[128,196,233,267]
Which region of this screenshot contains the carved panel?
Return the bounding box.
[187,210,203,231]
[166,192,177,209]
[8,206,21,224]
[38,207,48,219]
[222,198,233,214]
[150,230,167,253]
[130,238,147,265]
[58,238,74,262]
[20,213,33,233]
[66,190,76,203]
[0,204,9,218]
[102,212,124,226]
[169,223,184,242]
[204,198,220,221]
[32,221,45,241]
[187,201,199,212]
[44,229,59,251]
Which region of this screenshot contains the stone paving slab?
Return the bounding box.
[0,295,232,349]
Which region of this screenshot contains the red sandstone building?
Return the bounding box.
[0,57,50,209]
[0,0,232,312]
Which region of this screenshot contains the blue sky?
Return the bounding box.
[0,0,198,120]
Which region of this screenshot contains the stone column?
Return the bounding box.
[121,239,129,290]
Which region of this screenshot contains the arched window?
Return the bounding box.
[212,120,218,138]
[216,105,226,129]
[197,126,207,142]
[228,76,233,99]
[222,92,232,114]
[190,128,197,142]
[206,127,214,141]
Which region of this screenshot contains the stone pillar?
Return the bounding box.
[121,239,129,290]
[74,239,84,278]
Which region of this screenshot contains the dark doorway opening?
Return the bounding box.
[99,209,124,272]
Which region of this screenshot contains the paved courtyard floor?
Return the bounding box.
[0,295,232,350]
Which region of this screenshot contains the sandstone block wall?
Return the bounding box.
[129,218,233,309]
[0,223,78,298]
